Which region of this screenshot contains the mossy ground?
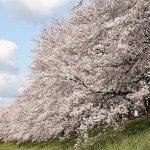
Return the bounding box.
[0,116,150,150]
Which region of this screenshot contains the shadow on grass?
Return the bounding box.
[17,133,77,150]
[81,116,150,150]
[124,116,150,135]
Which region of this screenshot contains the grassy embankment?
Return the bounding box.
[0,116,150,150]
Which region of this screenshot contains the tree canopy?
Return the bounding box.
[0,0,150,143]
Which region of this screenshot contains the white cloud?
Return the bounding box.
[0,97,16,107]
[0,40,18,73]
[0,0,68,23]
[0,73,26,107]
[0,74,24,97]
[0,40,26,107]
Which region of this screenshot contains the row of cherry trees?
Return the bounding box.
[0,0,150,142]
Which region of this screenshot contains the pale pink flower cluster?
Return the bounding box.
[0,0,149,143]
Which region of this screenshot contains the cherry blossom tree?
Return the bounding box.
[0,0,149,142]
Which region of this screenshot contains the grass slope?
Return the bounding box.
[0,116,150,150]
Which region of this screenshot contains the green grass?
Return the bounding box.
[0,116,150,150]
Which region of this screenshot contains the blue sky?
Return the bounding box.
[0,0,77,107]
